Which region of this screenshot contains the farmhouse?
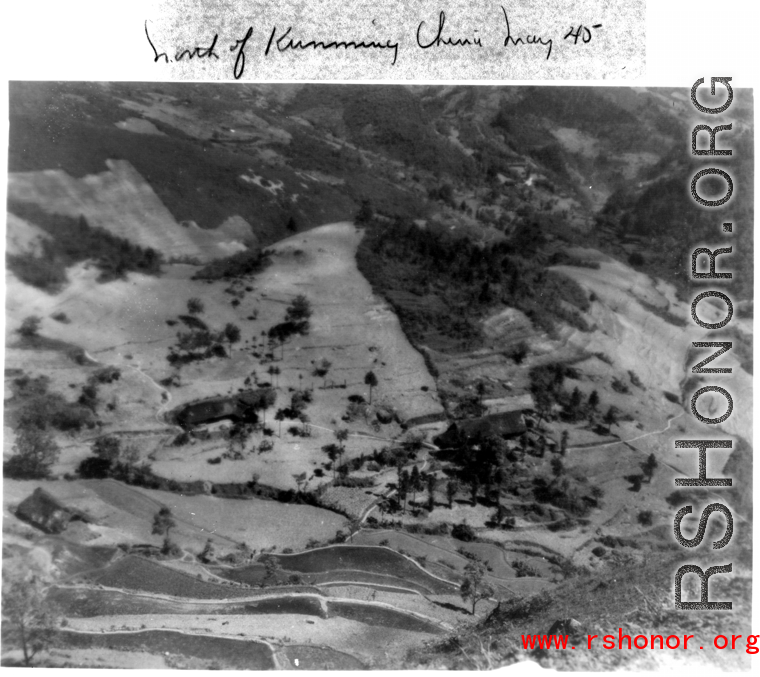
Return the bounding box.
[434,410,526,448]
[16,487,92,534]
[174,389,268,429]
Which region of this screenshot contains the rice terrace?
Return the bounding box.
[2,82,753,670]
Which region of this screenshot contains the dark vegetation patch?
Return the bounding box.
[191,249,270,281]
[328,601,444,634]
[55,629,275,670]
[288,85,475,178]
[598,166,753,302]
[357,219,590,351]
[7,201,163,292]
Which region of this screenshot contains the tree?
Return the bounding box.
[262,556,283,587]
[568,386,583,418]
[286,216,298,233]
[322,443,341,479]
[78,382,99,411]
[603,406,618,434]
[223,323,241,350]
[313,358,332,388]
[641,453,659,482]
[285,295,312,323]
[533,387,553,429]
[267,365,281,387]
[364,370,378,404]
[446,479,459,509]
[199,539,216,564]
[1,573,59,666]
[426,473,437,511]
[187,297,204,315]
[588,390,600,412]
[334,428,349,468]
[410,465,422,507]
[274,408,286,437]
[398,469,410,513]
[355,199,374,225]
[551,456,565,478]
[92,435,121,464]
[152,506,177,555]
[470,475,480,506]
[293,471,308,494]
[4,427,60,480]
[460,561,495,614]
[17,316,41,338]
[560,430,569,456]
[254,388,277,427]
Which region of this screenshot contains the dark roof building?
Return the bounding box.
[174,388,273,429]
[434,411,526,448]
[16,487,91,534]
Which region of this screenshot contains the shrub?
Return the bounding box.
[92,366,121,384]
[77,456,112,479]
[51,311,71,324]
[512,559,539,577]
[451,522,476,542]
[637,510,653,526]
[192,249,270,280]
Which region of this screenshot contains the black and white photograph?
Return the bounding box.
[1,79,753,670]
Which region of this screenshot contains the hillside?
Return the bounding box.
[3,82,752,670]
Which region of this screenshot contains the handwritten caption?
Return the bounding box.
[145,6,603,79]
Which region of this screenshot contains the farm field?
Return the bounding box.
[3,477,347,555]
[81,555,317,600]
[49,587,328,618]
[56,630,275,670]
[280,645,367,670]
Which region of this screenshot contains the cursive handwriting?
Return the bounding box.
[416,11,482,49]
[145,21,219,64]
[147,8,605,77]
[230,27,254,79]
[264,24,399,66]
[501,6,553,60]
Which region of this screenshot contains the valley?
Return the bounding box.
[2,82,753,670]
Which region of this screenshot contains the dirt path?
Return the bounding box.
[569,410,685,452]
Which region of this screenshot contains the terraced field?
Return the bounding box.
[215,545,458,595]
[328,601,444,634]
[56,630,275,670]
[49,587,327,618]
[353,530,557,593]
[83,555,319,599]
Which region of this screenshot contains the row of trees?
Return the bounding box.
[267,294,313,359]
